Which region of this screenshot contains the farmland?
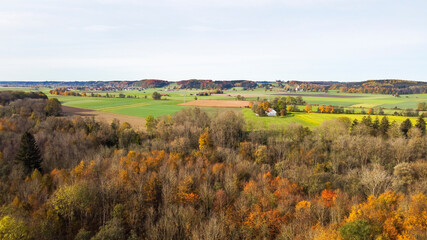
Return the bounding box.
[1,85,426,129]
[243,109,419,129]
[46,87,426,129]
[62,106,147,129]
[179,100,250,108]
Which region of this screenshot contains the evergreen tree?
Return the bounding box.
[400,119,412,138]
[379,116,390,137]
[350,119,359,133]
[15,132,42,175]
[415,115,426,135]
[361,116,372,127]
[371,117,380,136]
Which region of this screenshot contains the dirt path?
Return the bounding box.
[62,106,146,129]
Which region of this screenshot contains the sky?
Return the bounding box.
[0,0,426,82]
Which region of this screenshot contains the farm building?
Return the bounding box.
[266,108,277,117]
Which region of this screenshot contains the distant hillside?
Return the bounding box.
[284,81,336,92]
[330,79,427,95]
[177,79,257,90]
[1,79,426,94]
[133,79,170,88]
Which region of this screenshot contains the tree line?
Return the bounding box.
[331,80,427,95]
[250,96,306,116]
[0,91,47,106]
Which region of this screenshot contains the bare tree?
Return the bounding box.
[361,164,392,196]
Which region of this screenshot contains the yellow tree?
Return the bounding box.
[259,101,270,111]
[0,216,30,240]
[198,128,212,150]
[342,191,427,240]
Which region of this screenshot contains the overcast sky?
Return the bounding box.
[0,0,426,81]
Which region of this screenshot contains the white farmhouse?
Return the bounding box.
[266,108,277,117]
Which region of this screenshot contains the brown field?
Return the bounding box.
[178,100,250,108]
[62,106,146,129]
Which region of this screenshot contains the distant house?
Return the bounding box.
[266,108,277,117]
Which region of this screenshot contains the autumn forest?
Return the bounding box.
[0,92,426,240]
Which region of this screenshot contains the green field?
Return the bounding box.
[46,88,426,129]
[50,95,188,117]
[243,109,419,130]
[44,88,426,114]
[1,86,425,127]
[42,88,239,117]
[2,86,426,110]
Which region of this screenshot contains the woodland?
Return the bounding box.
[0,93,426,240]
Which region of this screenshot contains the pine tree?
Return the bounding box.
[15,132,42,175]
[361,116,372,127]
[350,119,359,133]
[379,116,390,137]
[371,117,380,136]
[415,115,426,135]
[400,119,412,138]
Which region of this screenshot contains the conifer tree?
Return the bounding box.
[415,115,426,135]
[350,118,358,130]
[15,132,42,175]
[361,116,372,127]
[400,119,412,138]
[379,116,390,137]
[371,117,380,136]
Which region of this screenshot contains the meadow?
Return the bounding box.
[243,108,419,129]
[1,86,425,128]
